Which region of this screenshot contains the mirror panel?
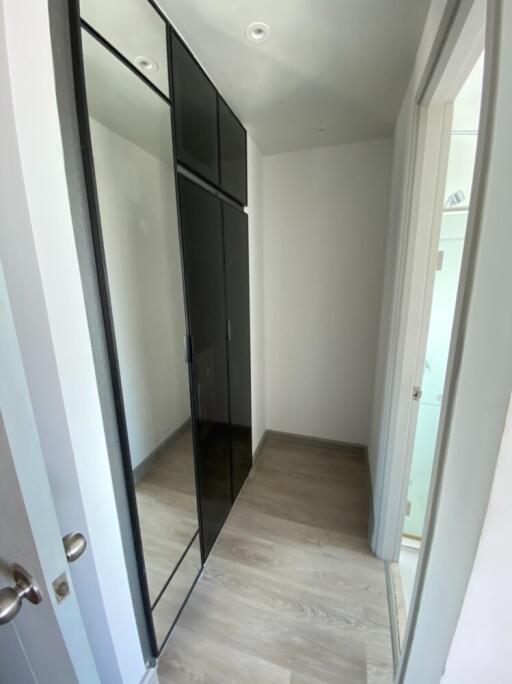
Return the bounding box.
[81,26,200,629]
[80,0,169,97]
[151,535,201,647]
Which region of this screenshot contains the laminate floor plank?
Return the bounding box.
[158,437,392,683]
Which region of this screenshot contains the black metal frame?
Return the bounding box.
[67,0,160,654]
[67,0,250,658]
[80,18,171,106]
[169,28,248,209]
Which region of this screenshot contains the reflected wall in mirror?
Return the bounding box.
[80,0,170,97]
[80,21,201,649]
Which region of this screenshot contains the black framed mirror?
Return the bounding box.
[75,0,202,653]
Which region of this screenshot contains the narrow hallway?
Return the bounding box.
[158,437,393,683]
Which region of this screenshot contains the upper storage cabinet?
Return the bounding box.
[218,98,247,205]
[171,32,219,185]
[80,0,169,97]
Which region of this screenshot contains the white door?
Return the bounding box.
[0,264,100,684]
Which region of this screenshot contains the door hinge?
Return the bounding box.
[412,386,422,401]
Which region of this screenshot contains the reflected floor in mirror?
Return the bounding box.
[135,428,199,604]
[157,437,393,683]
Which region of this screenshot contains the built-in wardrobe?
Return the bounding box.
[69,0,252,656]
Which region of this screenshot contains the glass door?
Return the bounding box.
[177,176,232,559]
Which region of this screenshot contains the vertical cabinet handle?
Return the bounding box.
[227,319,232,343]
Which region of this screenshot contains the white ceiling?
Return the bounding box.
[159,0,430,154]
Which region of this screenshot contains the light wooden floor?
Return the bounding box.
[135,430,199,603]
[158,436,393,683]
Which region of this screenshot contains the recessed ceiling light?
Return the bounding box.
[134,55,159,73]
[246,22,271,44]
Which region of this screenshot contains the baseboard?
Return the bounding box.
[363,446,375,547]
[384,560,401,676]
[133,419,191,483]
[265,429,366,456]
[251,429,268,467]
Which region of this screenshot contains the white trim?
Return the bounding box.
[373,102,453,561]
[372,0,486,562]
[399,0,508,678]
[140,667,159,684]
[1,1,147,681]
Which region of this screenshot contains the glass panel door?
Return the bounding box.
[223,203,252,499]
[178,176,232,558]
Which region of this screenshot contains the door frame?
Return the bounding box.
[1,0,150,680]
[372,0,489,564]
[0,262,100,683]
[370,0,507,679]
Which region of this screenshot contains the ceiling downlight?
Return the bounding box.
[133,55,159,73]
[246,22,271,44]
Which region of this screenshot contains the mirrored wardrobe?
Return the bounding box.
[70,0,251,657]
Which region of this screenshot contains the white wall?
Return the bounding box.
[90,118,190,469]
[247,135,266,452]
[263,140,391,444]
[262,139,392,445]
[441,393,512,683]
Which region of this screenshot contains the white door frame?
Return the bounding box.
[374,101,454,562]
[400,0,512,679]
[372,0,488,562]
[1,1,151,681]
[370,0,512,680]
[0,263,100,683]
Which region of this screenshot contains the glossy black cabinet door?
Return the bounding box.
[178,176,231,558]
[218,98,247,205]
[223,204,252,499]
[171,33,219,184]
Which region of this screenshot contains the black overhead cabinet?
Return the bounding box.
[171,32,220,185]
[171,30,247,206]
[218,98,248,206]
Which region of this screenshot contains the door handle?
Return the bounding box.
[0,564,43,625]
[62,532,87,563]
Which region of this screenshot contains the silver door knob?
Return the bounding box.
[62,532,87,563]
[0,564,43,625]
